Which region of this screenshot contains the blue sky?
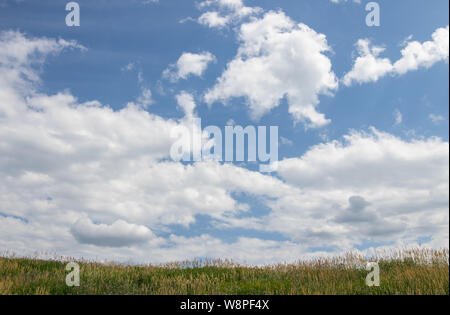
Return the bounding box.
[0,0,448,264]
[1,0,448,151]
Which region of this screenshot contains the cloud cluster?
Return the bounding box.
[343,26,449,86]
[204,11,338,128]
[271,128,449,248]
[0,28,448,264]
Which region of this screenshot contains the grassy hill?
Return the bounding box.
[0,248,448,295]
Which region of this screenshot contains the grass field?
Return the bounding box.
[0,248,448,295]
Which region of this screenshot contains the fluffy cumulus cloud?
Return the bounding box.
[71,218,155,247]
[429,113,445,125]
[393,26,449,75]
[0,31,448,264]
[343,26,449,86]
[204,11,338,128]
[273,129,449,249]
[163,51,216,82]
[176,91,197,118]
[0,30,86,86]
[197,0,262,28]
[342,39,393,86]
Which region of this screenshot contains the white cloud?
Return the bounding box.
[204,11,338,128]
[277,128,448,190]
[163,52,216,82]
[0,30,86,88]
[71,218,155,247]
[429,114,445,125]
[342,39,393,86]
[394,109,403,125]
[198,11,230,28]
[393,26,449,75]
[343,26,449,86]
[120,63,153,107]
[271,128,449,248]
[197,0,262,29]
[125,87,153,108]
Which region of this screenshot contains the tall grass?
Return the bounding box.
[0,248,448,295]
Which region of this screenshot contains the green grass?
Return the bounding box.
[1,248,448,295]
